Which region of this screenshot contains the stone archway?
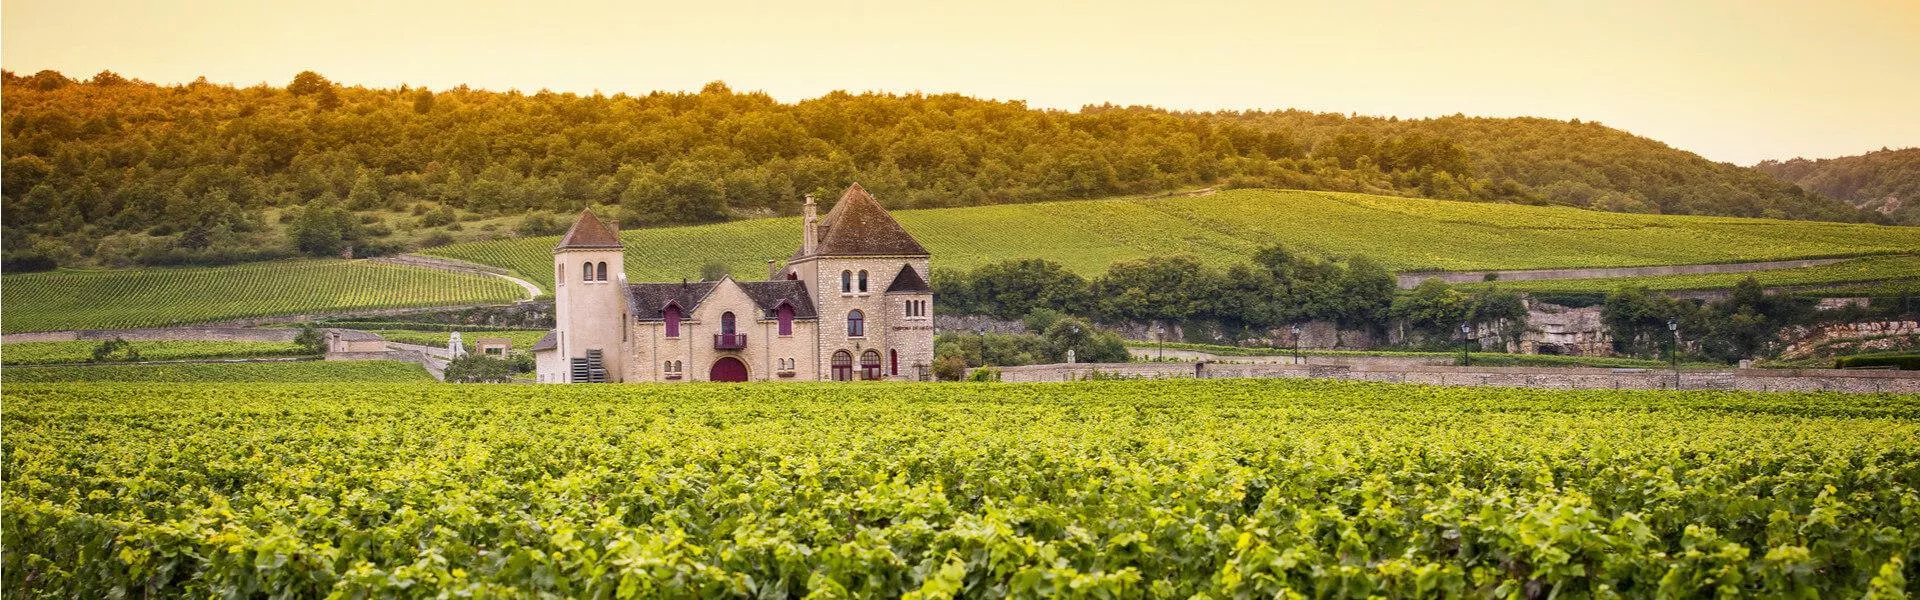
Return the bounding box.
[709,357,748,382]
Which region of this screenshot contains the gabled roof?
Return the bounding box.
[530,330,558,352]
[626,281,718,321]
[555,209,624,250]
[884,264,930,294]
[625,278,820,321]
[738,280,818,318]
[794,183,928,259]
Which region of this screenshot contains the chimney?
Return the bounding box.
[767,259,778,280]
[801,194,818,256]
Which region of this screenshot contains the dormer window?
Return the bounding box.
[664,303,682,338]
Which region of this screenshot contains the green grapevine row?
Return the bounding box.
[4,379,1916,597]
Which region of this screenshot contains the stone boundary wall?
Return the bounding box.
[1395,258,1848,288]
[985,361,1920,393]
[5,327,301,343]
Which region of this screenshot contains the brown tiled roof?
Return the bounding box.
[738,280,818,318]
[625,281,718,321]
[797,183,928,258]
[884,264,930,294]
[530,330,558,352]
[555,209,624,249]
[624,279,820,322]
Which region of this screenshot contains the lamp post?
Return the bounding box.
[1459,322,1472,367]
[1290,323,1303,365]
[1668,318,1680,390]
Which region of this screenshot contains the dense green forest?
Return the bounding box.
[1754,147,1920,225]
[1,69,1871,270]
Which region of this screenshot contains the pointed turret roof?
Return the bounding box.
[798,183,928,258]
[555,209,623,250]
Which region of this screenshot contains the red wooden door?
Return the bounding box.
[709,357,748,382]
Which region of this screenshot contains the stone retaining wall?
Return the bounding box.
[984,362,1920,393]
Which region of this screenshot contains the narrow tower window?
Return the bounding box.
[857,270,868,292]
[597,262,608,281]
[583,262,593,282]
[841,270,852,293]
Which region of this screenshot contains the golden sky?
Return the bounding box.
[5,0,1916,164]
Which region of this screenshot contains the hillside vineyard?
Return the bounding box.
[426,189,1920,290]
[5,379,1915,597]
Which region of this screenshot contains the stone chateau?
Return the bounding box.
[532,183,934,383]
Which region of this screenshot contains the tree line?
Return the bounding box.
[2,69,1873,271]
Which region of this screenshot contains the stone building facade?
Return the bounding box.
[533,183,934,383]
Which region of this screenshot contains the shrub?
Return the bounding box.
[1834,354,1920,370]
[966,366,1000,382]
[89,337,142,362]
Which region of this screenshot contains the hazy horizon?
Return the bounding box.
[6,0,1917,165]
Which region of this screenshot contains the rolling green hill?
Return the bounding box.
[426,189,1920,291]
[0,260,524,333]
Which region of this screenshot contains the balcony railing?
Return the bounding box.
[714,333,747,350]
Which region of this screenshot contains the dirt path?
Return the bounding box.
[1394,257,1854,289]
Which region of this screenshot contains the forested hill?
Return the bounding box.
[1,69,1871,269]
[1754,148,1920,225]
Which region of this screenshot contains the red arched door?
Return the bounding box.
[709,357,748,382]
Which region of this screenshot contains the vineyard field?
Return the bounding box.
[1460,254,1920,294]
[424,189,1920,291]
[0,260,526,333]
[0,340,313,365]
[6,379,1916,597]
[0,360,433,383]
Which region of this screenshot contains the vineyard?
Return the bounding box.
[0,340,313,365]
[0,360,432,383]
[424,189,1920,291]
[5,379,1915,597]
[0,260,525,333]
[1462,254,1920,294]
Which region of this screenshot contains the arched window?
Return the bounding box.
[847,310,864,337]
[720,311,736,334]
[889,349,899,376]
[583,262,594,282]
[857,270,868,292]
[664,303,682,338]
[831,350,853,381]
[597,262,608,281]
[860,350,882,380]
[777,303,793,336]
[841,270,852,293]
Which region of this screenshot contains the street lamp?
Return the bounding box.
[1668,318,1680,389]
[1459,322,1472,367]
[1290,323,1303,365]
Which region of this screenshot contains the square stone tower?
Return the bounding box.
[783,183,934,380]
[551,209,626,382]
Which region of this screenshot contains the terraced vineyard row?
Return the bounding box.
[425,189,1920,291]
[0,260,525,333]
[0,340,313,365]
[6,379,1916,596]
[0,360,432,383]
[1463,254,1920,294]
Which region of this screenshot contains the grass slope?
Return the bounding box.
[0,260,525,333]
[5,379,1915,596]
[426,189,1920,291]
[0,360,433,383]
